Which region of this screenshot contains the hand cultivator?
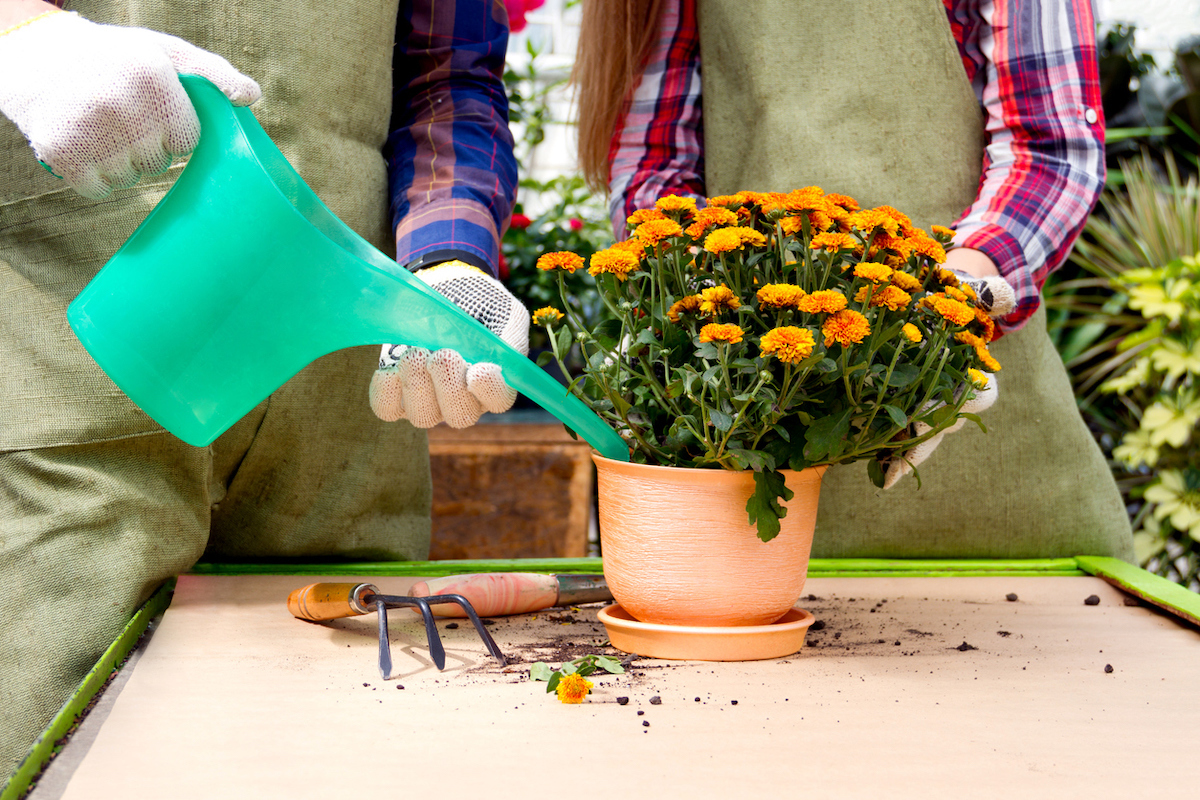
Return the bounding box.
[287,583,506,678]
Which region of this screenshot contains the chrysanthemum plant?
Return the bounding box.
[533,189,1001,541]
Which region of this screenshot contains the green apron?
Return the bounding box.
[0,0,431,776]
[696,0,1133,560]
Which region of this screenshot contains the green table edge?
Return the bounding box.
[1075,555,1200,628]
[3,580,175,800]
[12,556,1199,797]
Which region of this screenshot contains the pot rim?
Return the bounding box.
[592,453,829,480]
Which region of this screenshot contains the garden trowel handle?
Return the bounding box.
[287,583,378,621]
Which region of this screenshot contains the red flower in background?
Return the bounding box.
[569,218,583,231]
[505,0,546,33]
[497,251,509,281]
[510,212,533,230]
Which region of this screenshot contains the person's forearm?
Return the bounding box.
[944,247,999,279]
[0,0,60,31]
[385,0,516,276]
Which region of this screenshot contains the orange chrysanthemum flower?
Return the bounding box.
[556,673,593,704]
[760,326,815,364]
[822,309,871,348]
[536,251,584,273]
[825,193,860,212]
[978,348,1002,372]
[968,368,990,389]
[855,284,911,311]
[684,206,740,238]
[612,238,647,256]
[699,284,741,315]
[889,270,922,293]
[902,323,923,343]
[943,285,969,303]
[655,194,698,215]
[588,247,640,281]
[810,232,856,252]
[705,194,744,208]
[634,218,684,246]
[757,283,806,309]
[699,322,745,344]
[532,306,564,326]
[704,226,766,254]
[974,307,997,342]
[854,262,894,284]
[627,208,667,226]
[928,295,975,326]
[798,290,848,314]
[934,267,960,287]
[931,224,956,239]
[848,208,902,237]
[668,294,703,323]
[908,232,947,263]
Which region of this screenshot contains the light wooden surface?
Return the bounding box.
[38,574,1199,799]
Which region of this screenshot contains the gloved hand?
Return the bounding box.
[0,9,260,199]
[880,270,1014,489]
[369,261,530,428]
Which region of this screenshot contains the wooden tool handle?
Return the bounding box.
[287,583,376,621]
[408,573,559,618]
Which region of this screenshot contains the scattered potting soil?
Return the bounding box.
[955,642,978,651]
[1084,595,1101,606]
[649,695,662,705]
[1006,593,1019,602]
[1104,664,1114,673]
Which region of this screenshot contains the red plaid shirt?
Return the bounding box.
[608,0,1107,333]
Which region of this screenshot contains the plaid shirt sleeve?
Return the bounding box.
[607,0,705,238]
[387,0,518,277]
[947,0,1106,333]
[611,0,1106,334]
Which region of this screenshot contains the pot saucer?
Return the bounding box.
[597,604,815,661]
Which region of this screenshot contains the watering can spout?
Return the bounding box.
[67,75,629,462]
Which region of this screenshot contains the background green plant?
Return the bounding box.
[1045,23,1200,589]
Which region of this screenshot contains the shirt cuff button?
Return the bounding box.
[1084,107,1098,124]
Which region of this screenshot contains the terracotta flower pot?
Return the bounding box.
[592,455,827,627]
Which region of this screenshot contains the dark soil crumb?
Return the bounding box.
[956,642,978,651]
[694,697,701,702]
[445,622,459,629]
[997,631,1011,637]
[1105,664,1114,674]
[637,710,645,716]
[363,683,370,687]
[397,685,405,689]
[1085,595,1101,606]
[1123,596,1141,607]
[906,629,934,637]
[617,696,629,705]
[547,613,579,624]
[804,594,824,601]
[642,721,650,727]
[1005,593,1018,602]
[649,696,662,705]
[810,620,826,631]
[731,700,738,705]
[893,641,901,646]
[482,619,496,626]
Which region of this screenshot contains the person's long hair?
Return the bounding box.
[572,0,664,192]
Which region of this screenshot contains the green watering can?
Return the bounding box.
[66,75,628,461]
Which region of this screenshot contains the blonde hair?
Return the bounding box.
[572,0,664,192]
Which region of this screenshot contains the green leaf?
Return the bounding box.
[887,364,920,387]
[918,404,957,430]
[695,342,720,360]
[747,469,794,542]
[546,673,561,693]
[803,409,852,462]
[961,412,987,433]
[529,662,553,682]
[555,323,573,356]
[882,404,908,428]
[535,350,556,367]
[593,318,623,350]
[709,409,733,431]
[636,328,659,345]
[593,656,626,674]
[816,358,839,374]
[867,458,885,488]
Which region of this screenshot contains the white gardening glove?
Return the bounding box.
[0,9,260,199]
[880,271,1014,489]
[369,261,530,429]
